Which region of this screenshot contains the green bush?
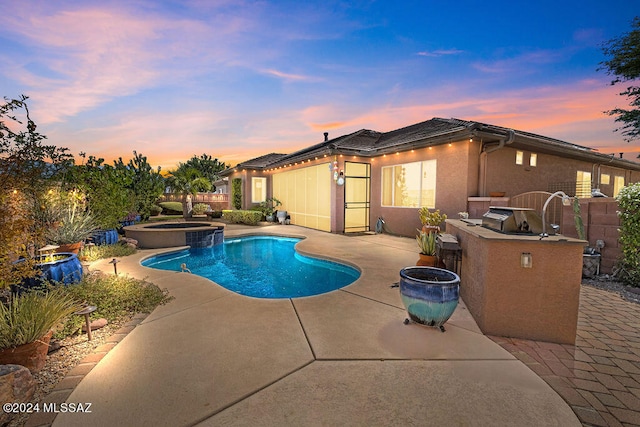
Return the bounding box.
[80,243,136,262]
[159,201,183,215]
[223,210,262,225]
[192,203,210,215]
[232,178,242,210]
[0,288,82,349]
[150,205,163,216]
[58,273,172,337]
[616,183,640,286]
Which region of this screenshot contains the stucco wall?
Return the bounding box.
[447,219,583,345]
[561,198,622,274]
[483,147,639,198]
[369,140,479,237]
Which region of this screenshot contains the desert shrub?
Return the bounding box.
[0,288,82,349]
[58,273,172,337]
[223,210,262,225]
[192,203,210,215]
[80,243,136,262]
[616,183,640,286]
[158,201,182,215]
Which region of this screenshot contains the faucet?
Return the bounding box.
[540,191,571,239]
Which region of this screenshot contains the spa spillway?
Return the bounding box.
[124,222,224,249]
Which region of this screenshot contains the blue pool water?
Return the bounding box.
[141,236,360,298]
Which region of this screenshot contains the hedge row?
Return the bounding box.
[158,201,183,215]
[222,210,262,225]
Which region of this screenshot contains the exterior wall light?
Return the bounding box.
[521,253,532,268]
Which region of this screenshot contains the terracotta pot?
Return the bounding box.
[0,330,53,373]
[417,254,437,266]
[56,242,82,254]
[421,225,440,234]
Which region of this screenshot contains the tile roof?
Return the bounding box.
[228,117,640,172]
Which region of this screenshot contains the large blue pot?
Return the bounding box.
[15,253,83,294]
[92,229,118,245]
[399,266,460,328]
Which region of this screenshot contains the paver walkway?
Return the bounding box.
[491,285,640,427]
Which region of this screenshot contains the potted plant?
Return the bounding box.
[416,229,438,266]
[573,197,601,277]
[46,209,97,253]
[419,207,447,233]
[259,197,282,222]
[399,266,460,331]
[15,251,84,294]
[0,288,81,373]
[44,190,97,253]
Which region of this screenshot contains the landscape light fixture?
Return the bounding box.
[109,258,120,275]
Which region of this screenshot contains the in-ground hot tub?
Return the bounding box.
[124,222,224,249]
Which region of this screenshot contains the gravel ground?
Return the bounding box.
[6,315,133,427]
[581,275,640,304]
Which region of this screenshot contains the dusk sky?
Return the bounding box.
[1,0,638,171]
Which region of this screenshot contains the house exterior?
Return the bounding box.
[220,118,640,237]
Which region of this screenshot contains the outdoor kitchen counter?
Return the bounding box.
[446,219,585,345]
[452,218,587,244]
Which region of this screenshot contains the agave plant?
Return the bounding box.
[0,288,82,349]
[44,189,97,245]
[416,229,437,256]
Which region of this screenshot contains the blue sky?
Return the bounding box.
[1,0,638,170]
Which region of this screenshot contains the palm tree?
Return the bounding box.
[165,166,212,218]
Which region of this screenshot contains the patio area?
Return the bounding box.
[42,225,579,426]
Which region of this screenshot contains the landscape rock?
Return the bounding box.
[82,318,108,332]
[0,364,36,425]
[122,237,138,248]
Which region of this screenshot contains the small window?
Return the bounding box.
[529,153,537,167]
[600,174,610,185]
[576,171,591,198]
[515,151,524,165]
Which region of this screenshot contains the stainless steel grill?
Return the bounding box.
[481,207,548,235]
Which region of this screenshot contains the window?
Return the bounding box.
[381,160,436,208]
[576,171,591,198]
[600,174,610,185]
[251,177,266,203]
[529,153,537,167]
[614,176,625,197]
[515,151,524,165]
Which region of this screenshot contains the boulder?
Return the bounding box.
[0,364,36,425]
[82,318,108,332]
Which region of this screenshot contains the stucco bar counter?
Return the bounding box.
[446,219,586,345]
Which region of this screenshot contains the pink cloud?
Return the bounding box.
[1,3,251,124]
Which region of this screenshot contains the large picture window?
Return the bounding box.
[381,160,436,208]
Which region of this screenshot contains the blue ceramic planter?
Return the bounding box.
[92,229,119,245]
[399,266,460,329]
[15,253,83,293]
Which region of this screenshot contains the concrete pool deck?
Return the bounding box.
[51,225,579,426]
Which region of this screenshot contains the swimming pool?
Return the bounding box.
[141,235,360,298]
